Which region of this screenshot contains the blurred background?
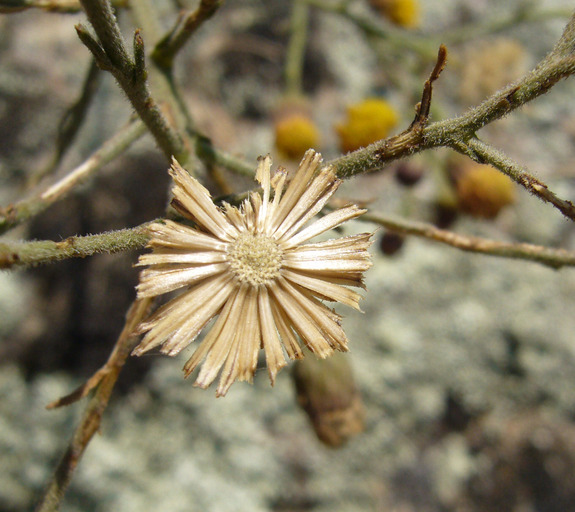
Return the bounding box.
[2,0,575,510]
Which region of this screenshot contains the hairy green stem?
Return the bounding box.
[78,0,186,161]
[79,0,133,73]
[457,137,575,221]
[128,0,199,169]
[328,12,575,221]
[331,13,575,176]
[131,0,255,184]
[0,223,151,270]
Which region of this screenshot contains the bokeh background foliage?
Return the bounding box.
[3,0,575,511]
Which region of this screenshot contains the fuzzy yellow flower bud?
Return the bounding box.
[336,98,399,154]
[274,114,320,161]
[455,163,516,219]
[369,0,420,29]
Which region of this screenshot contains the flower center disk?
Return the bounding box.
[227,232,283,286]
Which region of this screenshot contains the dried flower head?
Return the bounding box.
[133,150,373,396]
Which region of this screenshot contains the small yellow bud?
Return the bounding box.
[369,0,420,29]
[455,163,516,219]
[336,98,399,154]
[274,113,320,161]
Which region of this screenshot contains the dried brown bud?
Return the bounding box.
[292,352,365,447]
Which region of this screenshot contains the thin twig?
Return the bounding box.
[152,0,225,70]
[128,0,202,170]
[130,0,256,181]
[129,0,230,179]
[363,212,575,269]
[455,137,575,222]
[77,0,186,161]
[0,119,147,235]
[305,0,437,58]
[284,0,310,97]
[329,44,447,177]
[328,12,575,222]
[0,0,126,13]
[35,298,152,512]
[439,5,572,45]
[306,0,571,57]
[46,299,152,409]
[0,223,152,270]
[30,58,103,187]
[195,136,255,178]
